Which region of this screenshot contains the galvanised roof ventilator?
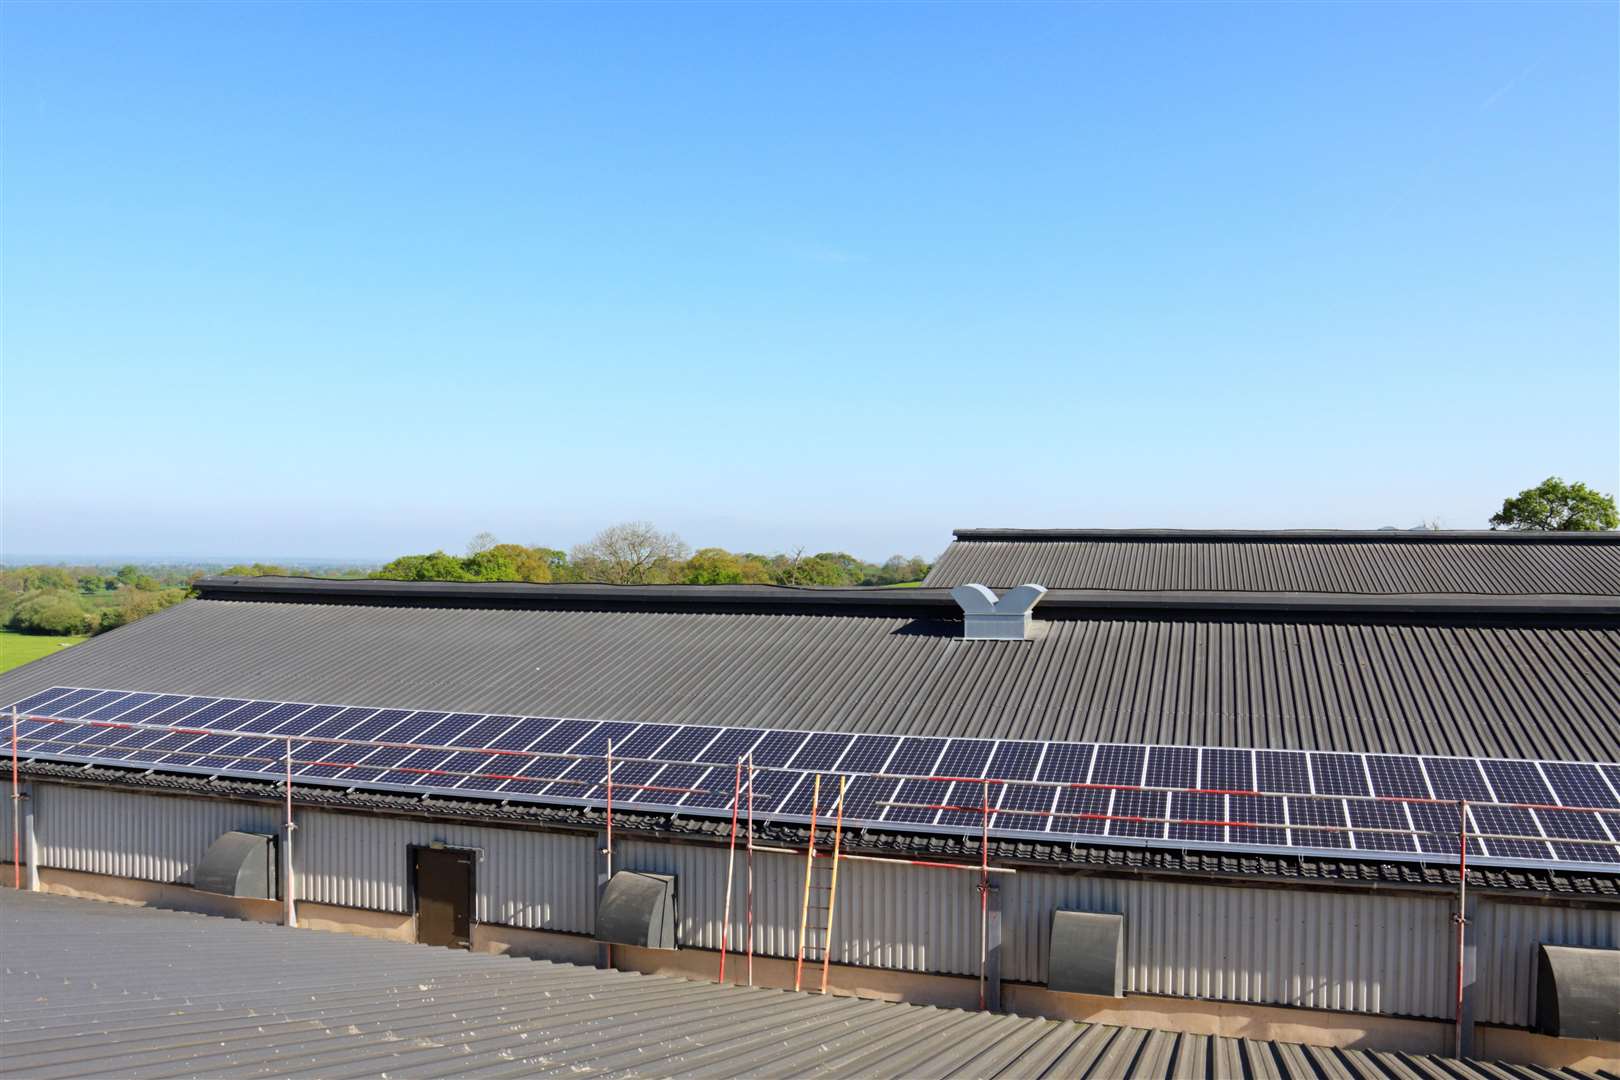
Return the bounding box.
[951,583,1047,640]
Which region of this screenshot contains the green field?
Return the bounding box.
[0,629,87,674]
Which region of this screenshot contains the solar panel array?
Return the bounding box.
[9,686,1619,871]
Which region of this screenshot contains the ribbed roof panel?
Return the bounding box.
[1,598,1614,760]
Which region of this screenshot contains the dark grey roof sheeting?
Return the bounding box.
[925,530,1620,595]
[0,892,1594,1080]
[2,598,1617,760]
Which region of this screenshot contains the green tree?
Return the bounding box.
[372,551,474,581]
[10,591,92,635]
[1490,477,1619,532]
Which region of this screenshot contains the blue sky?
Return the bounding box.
[3,2,1615,562]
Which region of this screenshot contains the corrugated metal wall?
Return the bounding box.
[1474,900,1620,1027]
[21,782,1616,1029]
[1001,873,1454,1017]
[33,784,278,885]
[296,809,596,933]
[1,781,16,864]
[614,839,1456,1018]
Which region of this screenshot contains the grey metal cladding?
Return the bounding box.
[1,598,1617,760]
[0,890,1593,1080]
[925,530,1620,595]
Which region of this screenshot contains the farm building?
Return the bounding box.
[2,528,1617,1072]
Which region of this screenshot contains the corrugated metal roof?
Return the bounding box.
[2,598,1615,760]
[924,530,1620,595]
[0,891,1592,1080]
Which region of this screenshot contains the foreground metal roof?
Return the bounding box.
[0,892,1594,1080]
[925,529,1620,595]
[1,596,1615,760]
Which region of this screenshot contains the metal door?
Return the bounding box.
[412,846,474,949]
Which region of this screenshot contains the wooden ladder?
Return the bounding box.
[794,773,846,993]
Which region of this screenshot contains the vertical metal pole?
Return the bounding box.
[746,751,755,987]
[22,782,38,892]
[10,711,19,890]
[984,881,1002,1012]
[604,739,614,970]
[283,737,297,928]
[979,779,990,1011]
[1454,799,1468,1058]
[719,758,742,983]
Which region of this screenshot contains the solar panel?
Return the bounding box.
[1169,791,1223,843]
[1423,758,1491,801]
[1347,800,1414,853]
[1146,747,1196,789]
[1310,752,1370,797]
[985,741,1043,781]
[1199,748,1251,792]
[1366,755,1429,799]
[1287,797,1349,849]
[8,686,1615,872]
[1541,761,1619,809]
[1255,751,1311,794]
[1091,745,1146,787]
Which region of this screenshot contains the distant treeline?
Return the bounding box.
[369,524,933,587]
[2,524,932,639]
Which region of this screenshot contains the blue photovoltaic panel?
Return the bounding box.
[1109,789,1164,839]
[697,728,766,765]
[569,721,637,756]
[11,687,1616,871]
[614,724,679,758]
[885,737,948,776]
[779,773,846,817]
[655,726,725,762]
[1287,797,1349,849]
[1538,808,1618,864]
[842,775,901,820]
[83,692,158,720]
[1423,758,1492,801]
[788,732,853,771]
[935,739,995,778]
[1169,792,1223,843]
[1348,801,1414,853]
[1091,744,1146,787]
[637,762,712,804]
[602,761,663,802]
[744,769,804,815]
[1472,805,1550,862]
[523,719,593,753]
[985,742,1043,781]
[885,779,949,825]
[1255,751,1311,794]
[1310,753,1370,797]
[838,734,899,774]
[1228,794,1285,847]
[1052,788,1111,835]
[994,783,1054,830]
[1542,762,1619,809]
[750,730,810,768]
[1146,746,1196,789]
[1409,801,1483,857]
[938,780,994,828]
[1366,756,1429,799]
[1199,748,1251,792]
[1037,743,1093,784]
[1481,760,1553,806]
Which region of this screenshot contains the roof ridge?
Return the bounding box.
[952,528,1620,544]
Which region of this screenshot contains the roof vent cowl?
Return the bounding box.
[951,583,1048,641]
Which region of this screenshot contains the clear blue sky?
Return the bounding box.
[3,2,1615,562]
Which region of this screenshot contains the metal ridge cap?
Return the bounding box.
[191,577,1620,619]
[951,527,1620,545]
